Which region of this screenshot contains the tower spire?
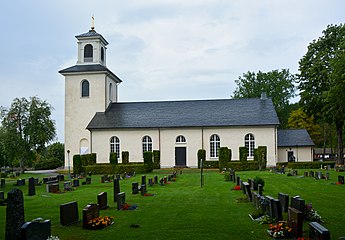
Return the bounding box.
[91,15,95,30]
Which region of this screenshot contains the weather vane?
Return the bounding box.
[91,15,95,30]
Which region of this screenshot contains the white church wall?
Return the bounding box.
[277,146,313,162]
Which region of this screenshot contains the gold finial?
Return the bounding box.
[91,15,95,30]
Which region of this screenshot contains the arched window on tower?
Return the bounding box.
[210,134,220,158]
[81,80,90,97]
[245,133,255,157]
[84,44,93,62]
[101,47,105,62]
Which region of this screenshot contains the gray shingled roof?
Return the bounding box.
[75,29,108,45]
[59,64,122,82]
[87,98,280,130]
[277,129,314,147]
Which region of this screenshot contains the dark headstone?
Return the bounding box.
[154,176,158,184]
[159,178,164,186]
[236,176,240,186]
[132,182,139,194]
[309,171,315,178]
[17,179,25,186]
[148,178,153,187]
[1,178,5,188]
[251,179,257,190]
[304,172,309,177]
[266,196,282,220]
[167,175,171,182]
[278,192,289,213]
[57,174,65,181]
[315,172,322,180]
[325,172,330,180]
[258,184,263,196]
[252,192,259,208]
[116,192,126,210]
[240,180,245,193]
[21,219,51,240]
[42,177,49,184]
[28,177,35,196]
[259,196,268,212]
[72,179,79,187]
[288,207,304,238]
[338,175,344,184]
[164,177,167,184]
[34,178,39,186]
[309,222,330,240]
[86,177,91,184]
[247,178,252,188]
[64,181,72,191]
[291,196,305,216]
[97,192,109,210]
[141,184,147,196]
[141,175,146,186]
[243,182,252,201]
[83,203,99,229]
[113,179,120,202]
[0,191,4,201]
[5,188,25,240]
[60,201,79,226]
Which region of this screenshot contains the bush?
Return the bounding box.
[276,161,335,169]
[81,153,97,166]
[85,163,148,174]
[109,152,118,165]
[153,150,160,169]
[73,155,83,175]
[34,157,63,170]
[219,147,230,172]
[115,164,147,174]
[257,146,267,170]
[254,176,265,188]
[85,164,114,174]
[0,172,7,178]
[197,149,206,168]
[203,161,219,169]
[122,151,129,164]
[239,147,248,162]
[226,161,259,171]
[253,148,258,161]
[143,151,153,172]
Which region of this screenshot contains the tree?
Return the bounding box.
[232,69,297,127]
[298,24,345,164]
[1,97,56,172]
[287,108,322,146]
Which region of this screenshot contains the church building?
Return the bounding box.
[59,26,314,168]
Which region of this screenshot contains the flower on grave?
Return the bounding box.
[86,216,114,230]
[268,221,292,238]
[46,236,60,240]
[305,203,322,222]
[233,185,241,190]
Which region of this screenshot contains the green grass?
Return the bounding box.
[0,169,344,239]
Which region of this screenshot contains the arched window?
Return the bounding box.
[245,133,255,157]
[142,135,152,154]
[84,44,93,62]
[176,135,186,143]
[110,136,120,158]
[210,134,220,158]
[101,47,105,62]
[81,80,90,97]
[109,83,113,102]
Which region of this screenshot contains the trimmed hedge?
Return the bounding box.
[204,160,219,169]
[73,155,83,175]
[197,149,206,169]
[109,152,118,165]
[253,148,258,161]
[85,164,114,174]
[85,163,147,174]
[219,147,231,172]
[143,151,153,172]
[276,161,336,169]
[153,150,160,169]
[122,151,129,164]
[239,147,248,162]
[226,161,259,171]
[80,153,97,166]
[257,146,267,170]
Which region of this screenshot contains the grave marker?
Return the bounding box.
[116,192,126,210]
[278,192,289,213]
[154,176,158,184]
[309,222,330,240]
[28,177,35,196]
[338,175,344,184]
[309,171,315,178]
[288,207,303,238]
[132,182,139,194]
[21,219,51,240]
[0,191,4,201]
[72,179,79,187]
[64,181,72,191]
[141,184,147,196]
[258,184,263,196]
[243,182,252,201]
[113,179,120,202]
[265,196,283,220]
[60,201,79,226]
[5,188,25,240]
[97,192,109,210]
[86,177,91,184]
[83,203,99,229]
[141,175,146,186]
[291,196,305,216]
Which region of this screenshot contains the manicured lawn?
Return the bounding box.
[0,169,344,239]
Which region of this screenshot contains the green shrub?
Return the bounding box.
[153,150,160,169]
[109,152,118,165]
[239,147,248,162]
[115,164,147,174]
[143,151,153,172]
[276,161,335,169]
[253,148,258,161]
[226,161,259,171]
[229,149,232,161]
[0,172,7,178]
[219,147,230,172]
[254,176,265,188]
[85,164,114,174]
[122,151,129,164]
[257,146,267,170]
[34,157,63,170]
[203,161,219,169]
[73,155,83,174]
[197,149,206,168]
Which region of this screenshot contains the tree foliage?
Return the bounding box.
[232,69,296,127]
[298,24,345,164]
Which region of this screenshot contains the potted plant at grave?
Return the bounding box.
[267,221,292,238]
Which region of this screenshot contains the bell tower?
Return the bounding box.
[59,20,122,167]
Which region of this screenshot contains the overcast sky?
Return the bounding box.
[1,1,344,142]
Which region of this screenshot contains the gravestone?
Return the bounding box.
[236,176,240,186]
[57,174,65,181]
[325,172,330,180]
[141,175,146,186]
[338,175,344,184]
[252,192,259,209]
[83,203,99,229]
[291,196,305,216]
[141,184,147,196]
[243,182,252,201]
[113,179,120,202]
[240,180,245,194]
[258,184,263,196]
[167,175,171,182]
[247,178,252,188]
[28,177,36,196]
[315,172,322,180]
[21,219,51,240]
[34,178,39,186]
[154,176,158,184]
[72,179,79,187]
[64,181,72,191]
[86,177,91,185]
[164,177,167,184]
[47,183,59,193]
[309,171,315,178]
[288,207,303,238]
[97,192,109,210]
[1,178,5,188]
[0,191,4,201]
[101,175,106,183]
[278,192,289,213]
[251,179,257,191]
[309,222,330,240]
[132,182,139,194]
[116,192,126,210]
[60,201,79,226]
[159,178,164,186]
[265,196,283,220]
[17,179,25,186]
[304,172,309,177]
[5,188,25,240]
[148,178,153,187]
[43,177,49,184]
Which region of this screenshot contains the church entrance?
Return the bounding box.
[175,147,187,167]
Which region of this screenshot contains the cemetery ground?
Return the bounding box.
[0,169,344,239]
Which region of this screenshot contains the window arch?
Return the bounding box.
[210,134,220,158]
[110,136,120,158]
[101,47,105,62]
[84,44,93,62]
[81,80,90,97]
[142,135,152,154]
[176,135,186,143]
[245,133,255,157]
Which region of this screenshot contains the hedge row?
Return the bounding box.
[203,161,219,169]
[276,161,336,169]
[226,161,259,171]
[85,163,147,174]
